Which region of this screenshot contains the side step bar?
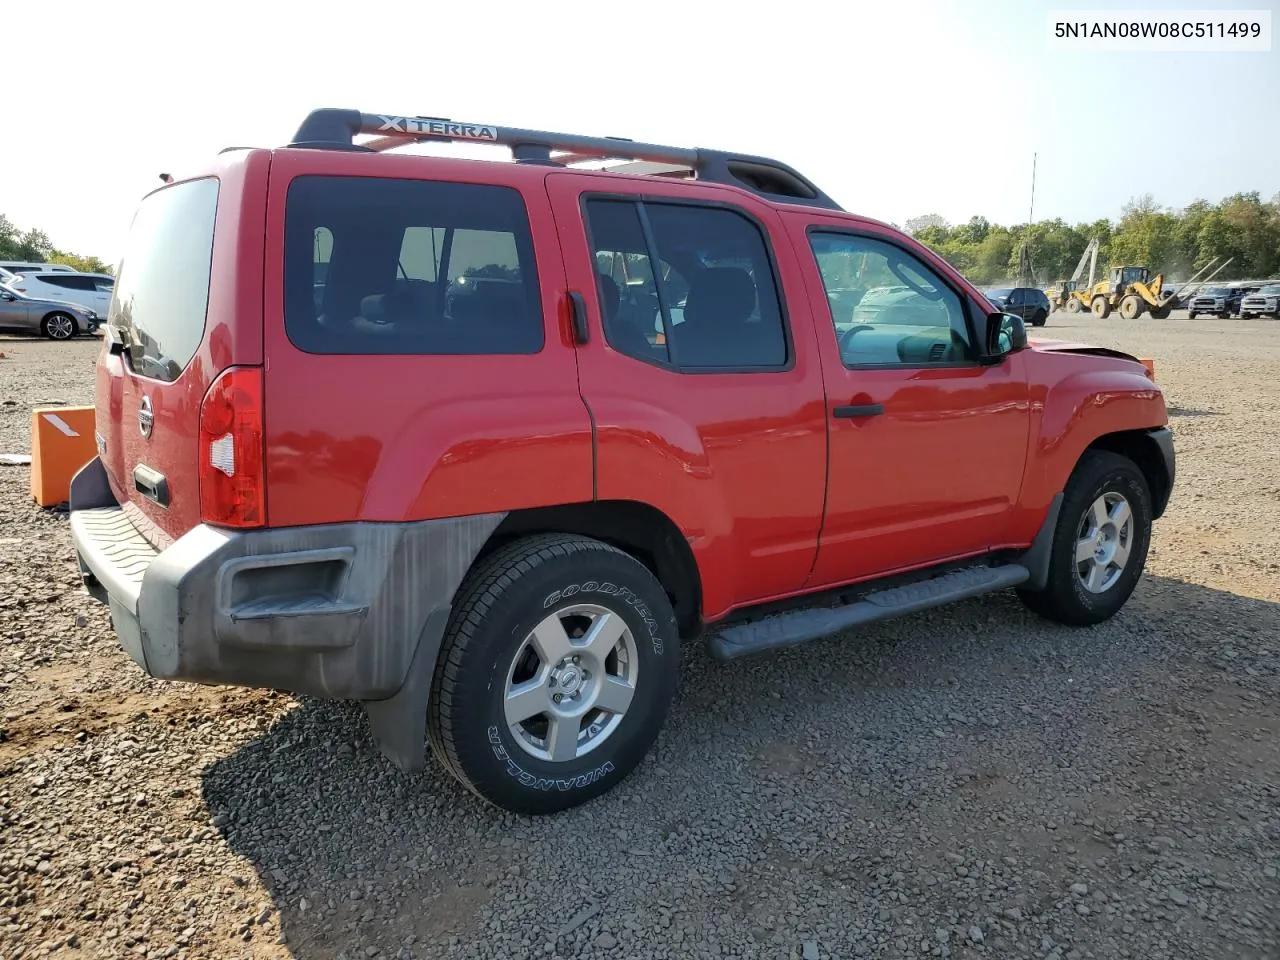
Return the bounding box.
[708,564,1031,661]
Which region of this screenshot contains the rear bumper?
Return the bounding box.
[68,457,503,701]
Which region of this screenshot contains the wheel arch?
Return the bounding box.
[478,500,703,639]
[1084,428,1173,519]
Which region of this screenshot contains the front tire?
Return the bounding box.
[427,534,679,815]
[41,312,78,340]
[1119,295,1144,320]
[1017,450,1152,627]
[1091,297,1111,319]
[1065,297,1083,314]
[1031,309,1047,327]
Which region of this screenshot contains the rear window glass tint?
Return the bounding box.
[109,178,219,383]
[284,176,543,355]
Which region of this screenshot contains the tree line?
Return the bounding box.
[904,192,1280,288]
[0,214,114,275]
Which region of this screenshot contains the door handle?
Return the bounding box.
[133,463,170,507]
[833,403,884,419]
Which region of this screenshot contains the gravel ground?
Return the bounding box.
[2,314,1278,960]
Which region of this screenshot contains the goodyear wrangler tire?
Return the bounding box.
[427,534,679,815]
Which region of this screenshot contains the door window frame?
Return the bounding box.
[805,224,986,371]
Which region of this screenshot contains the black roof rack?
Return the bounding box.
[288,108,843,211]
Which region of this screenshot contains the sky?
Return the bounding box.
[3,0,1276,265]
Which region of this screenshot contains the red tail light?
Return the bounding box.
[199,366,264,528]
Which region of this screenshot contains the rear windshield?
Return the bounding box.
[109,177,219,383]
[283,175,543,355]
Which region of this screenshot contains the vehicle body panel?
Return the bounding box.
[1005,342,1168,541]
[260,149,593,527]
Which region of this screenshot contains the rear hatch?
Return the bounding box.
[96,155,266,545]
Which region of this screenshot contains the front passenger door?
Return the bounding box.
[785,217,1033,586]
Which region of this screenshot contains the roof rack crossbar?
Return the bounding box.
[287,108,843,211]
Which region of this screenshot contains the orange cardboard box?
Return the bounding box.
[30,406,98,507]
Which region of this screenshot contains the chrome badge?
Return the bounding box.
[138,396,154,439]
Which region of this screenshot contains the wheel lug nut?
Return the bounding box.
[572,655,580,664]
[553,693,563,703]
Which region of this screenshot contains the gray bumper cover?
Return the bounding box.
[69,457,503,769]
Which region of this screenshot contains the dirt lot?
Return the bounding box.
[2,314,1278,960]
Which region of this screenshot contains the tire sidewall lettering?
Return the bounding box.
[487,725,616,792]
[541,582,665,656]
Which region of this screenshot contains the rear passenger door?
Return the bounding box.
[261,151,594,526]
[545,174,829,620]
[1007,288,1028,320]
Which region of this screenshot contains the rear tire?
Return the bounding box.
[1030,309,1047,327]
[1065,297,1083,314]
[41,312,78,340]
[427,534,679,815]
[1149,306,1171,320]
[1017,450,1152,627]
[1091,297,1111,319]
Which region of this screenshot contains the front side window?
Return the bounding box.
[584,198,788,370]
[284,176,543,356]
[809,231,973,368]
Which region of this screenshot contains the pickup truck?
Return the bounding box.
[69,108,1175,814]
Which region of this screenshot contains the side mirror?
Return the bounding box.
[983,311,1027,362]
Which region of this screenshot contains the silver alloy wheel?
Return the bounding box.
[46,314,75,339]
[503,603,639,763]
[1075,492,1134,594]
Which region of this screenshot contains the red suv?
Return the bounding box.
[70,109,1174,814]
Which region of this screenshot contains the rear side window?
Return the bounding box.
[284,176,543,355]
[109,178,219,383]
[43,275,101,291]
[584,198,788,370]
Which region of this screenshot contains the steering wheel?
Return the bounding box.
[839,324,876,352]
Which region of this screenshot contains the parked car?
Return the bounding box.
[985,286,1051,326]
[1187,286,1247,319]
[0,261,79,280]
[2,270,114,315]
[1239,283,1280,319]
[69,107,1174,815]
[0,287,100,339]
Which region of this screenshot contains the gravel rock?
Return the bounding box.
[3,316,1280,959]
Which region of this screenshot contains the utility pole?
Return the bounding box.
[1019,152,1038,287]
[1028,152,1037,225]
